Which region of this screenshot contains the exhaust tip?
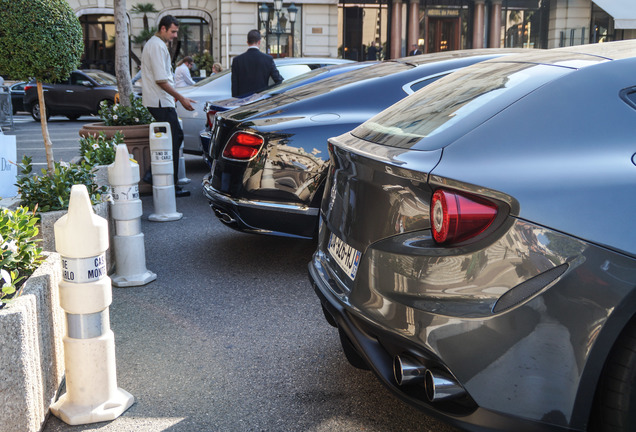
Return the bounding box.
[425,369,466,402]
[393,355,426,386]
[214,208,236,224]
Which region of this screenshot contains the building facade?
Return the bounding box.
[66,0,635,75]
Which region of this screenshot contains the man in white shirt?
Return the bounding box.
[141,15,196,196]
[174,56,195,88]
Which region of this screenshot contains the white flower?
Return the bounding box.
[112,115,118,120]
[92,143,99,149]
[1,269,11,285]
[134,118,139,123]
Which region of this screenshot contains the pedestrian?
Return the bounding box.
[212,63,223,74]
[174,56,195,88]
[367,40,380,60]
[131,69,142,85]
[409,44,422,56]
[141,15,196,197]
[231,29,283,98]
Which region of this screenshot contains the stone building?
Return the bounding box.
[66,0,636,75]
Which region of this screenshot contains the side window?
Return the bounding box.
[408,74,447,94]
[620,87,636,110]
[277,64,312,81]
[71,73,90,86]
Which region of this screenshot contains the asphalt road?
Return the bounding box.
[9,114,462,432]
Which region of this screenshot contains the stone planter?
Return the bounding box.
[79,123,151,194]
[0,254,65,432]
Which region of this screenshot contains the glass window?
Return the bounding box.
[80,15,116,75]
[501,1,548,49]
[351,61,572,150]
[176,17,211,57]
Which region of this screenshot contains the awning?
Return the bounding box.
[593,0,636,29]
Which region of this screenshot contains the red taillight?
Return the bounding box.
[206,109,217,129]
[24,85,34,92]
[430,189,497,244]
[222,132,264,160]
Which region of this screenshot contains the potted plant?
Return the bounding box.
[79,94,155,193]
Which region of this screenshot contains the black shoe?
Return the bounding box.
[175,187,190,197]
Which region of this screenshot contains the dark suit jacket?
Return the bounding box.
[231,47,283,97]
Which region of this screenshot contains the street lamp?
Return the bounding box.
[259,2,298,57]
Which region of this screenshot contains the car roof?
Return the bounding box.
[273,57,354,65]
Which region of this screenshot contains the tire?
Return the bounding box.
[592,319,636,431]
[31,102,49,122]
[66,114,80,121]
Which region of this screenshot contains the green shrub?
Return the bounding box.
[99,94,155,126]
[79,131,123,166]
[15,156,108,213]
[0,207,44,307]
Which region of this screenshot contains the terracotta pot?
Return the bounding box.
[79,122,151,194]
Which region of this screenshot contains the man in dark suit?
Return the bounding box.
[231,29,283,97]
[409,44,422,56]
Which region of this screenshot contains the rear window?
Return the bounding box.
[351,61,574,150]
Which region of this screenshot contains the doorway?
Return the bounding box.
[427,17,460,52]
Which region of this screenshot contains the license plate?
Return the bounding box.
[328,233,362,280]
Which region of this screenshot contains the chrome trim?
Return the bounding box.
[203,183,319,216]
[401,69,458,95]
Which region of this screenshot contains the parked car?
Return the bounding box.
[308,40,636,432]
[10,81,27,114]
[176,57,354,154]
[23,70,118,121]
[202,49,524,239]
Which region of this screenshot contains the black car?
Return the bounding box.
[309,40,636,432]
[23,70,118,121]
[202,49,525,239]
[9,81,27,114]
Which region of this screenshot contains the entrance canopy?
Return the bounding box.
[593,0,636,29]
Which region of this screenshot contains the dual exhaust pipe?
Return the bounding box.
[393,355,465,402]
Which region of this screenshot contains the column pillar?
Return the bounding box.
[391,0,403,59]
[472,0,485,49]
[408,0,420,51]
[489,0,502,48]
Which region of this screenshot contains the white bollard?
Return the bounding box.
[148,122,182,222]
[51,185,134,425]
[177,118,191,185]
[108,144,157,287]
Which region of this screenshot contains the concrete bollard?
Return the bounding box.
[177,118,191,185]
[148,122,182,222]
[108,144,157,287]
[51,185,134,425]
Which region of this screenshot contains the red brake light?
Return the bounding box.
[206,109,217,129]
[430,189,497,244]
[24,85,34,92]
[222,132,264,160]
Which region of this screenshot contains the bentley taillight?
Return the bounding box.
[430,189,497,244]
[222,132,264,161]
[206,109,217,129]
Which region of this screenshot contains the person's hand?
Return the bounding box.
[180,97,196,111]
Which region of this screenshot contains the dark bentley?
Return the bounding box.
[202,49,524,239]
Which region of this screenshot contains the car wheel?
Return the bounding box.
[592,319,636,431]
[66,114,80,121]
[31,102,49,122]
[338,327,370,370]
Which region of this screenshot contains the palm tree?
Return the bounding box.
[131,3,157,32]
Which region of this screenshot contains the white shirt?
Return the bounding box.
[174,63,194,88]
[141,35,175,108]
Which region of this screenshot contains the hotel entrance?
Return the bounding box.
[425,10,461,53]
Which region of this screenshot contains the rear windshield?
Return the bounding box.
[351,61,574,150]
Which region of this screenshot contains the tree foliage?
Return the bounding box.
[0,0,83,82]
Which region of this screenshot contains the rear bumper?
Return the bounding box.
[202,174,319,239]
[308,254,579,432]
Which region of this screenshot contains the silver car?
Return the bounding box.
[176,57,353,154]
[310,40,636,432]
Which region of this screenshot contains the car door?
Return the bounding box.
[57,72,93,113]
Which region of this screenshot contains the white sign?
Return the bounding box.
[61,254,107,284]
[0,134,17,198]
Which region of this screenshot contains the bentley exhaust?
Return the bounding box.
[424,369,465,402]
[214,208,236,224]
[393,355,426,386]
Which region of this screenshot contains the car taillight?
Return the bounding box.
[430,189,497,244]
[222,132,264,160]
[206,109,217,129]
[24,85,34,92]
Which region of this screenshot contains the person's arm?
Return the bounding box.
[156,81,196,111]
[184,70,195,86]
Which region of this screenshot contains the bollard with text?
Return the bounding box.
[148,122,182,222]
[51,185,134,425]
[108,144,157,287]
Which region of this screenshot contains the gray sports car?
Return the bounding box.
[309,40,636,432]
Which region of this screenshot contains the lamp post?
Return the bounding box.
[259,2,298,57]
